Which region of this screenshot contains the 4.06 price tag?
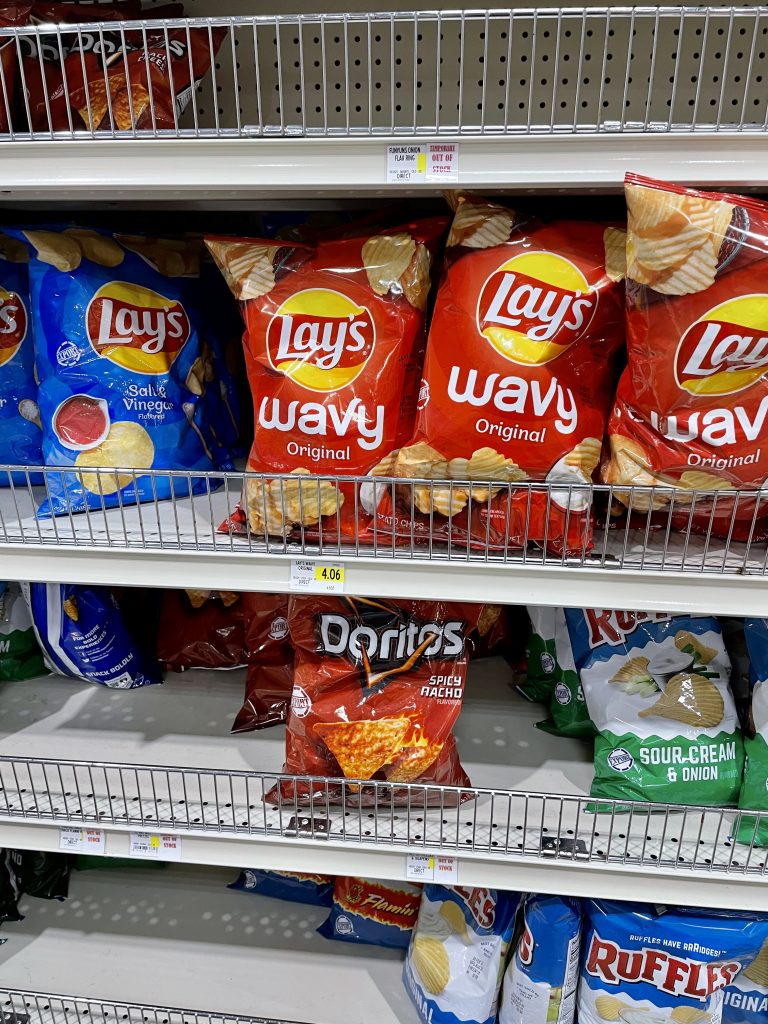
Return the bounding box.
[290,559,345,593]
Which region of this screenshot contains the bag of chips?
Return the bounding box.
[157,589,247,672]
[0,582,45,680]
[24,582,161,688]
[380,195,625,556]
[270,596,482,805]
[499,893,581,1024]
[8,227,219,517]
[318,877,421,948]
[0,3,32,133]
[736,618,768,845]
[579,899,768,1024]
[604,174,768,540]
[405,885,520,1024]
[205,216,448,544]
[8,849,70,900]
[518,607,561,703]
[228,868,333,907]
[570,609,742,808]
[519,607,592,737]
[0,849,22,925]
[725,938,768,1024]
[231,593,293,731]
[0,231,42,485]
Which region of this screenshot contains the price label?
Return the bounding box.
[290,559,345,593]
[406,853,458,883]
[387,143,460,184]
[129,832,182,861]
[59,827,105,854]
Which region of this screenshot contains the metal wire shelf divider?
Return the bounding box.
[0,990,277,1024]
[1,7,768,141]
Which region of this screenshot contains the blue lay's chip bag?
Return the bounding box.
[405,885,520,1024]
[7,227,219,517]
[228,868,333,907]
[0,232,42,485]
[23,582,161,688]
[499,893,581,1024]
[318,876,421,949]
[579,899,768,1024]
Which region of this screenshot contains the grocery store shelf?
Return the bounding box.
[0,864,417,1022]
[1,661,767,909]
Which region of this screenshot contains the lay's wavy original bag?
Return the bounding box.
[570,610,742,808]
[0,232,42,484]
[9,227,218,517]
[499,893,581,1024]
[579,899,768,1024]
[405,885,520,1024]
[736,618,768,845]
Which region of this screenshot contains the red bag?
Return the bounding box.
[603,174,768,540]
[205,217,448,544]
[377,196,625,556]
[271,596,482,805]
[232,594,294,731]
[157,589,247,672]
[0,3,31,133]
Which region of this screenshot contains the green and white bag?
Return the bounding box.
[0,582,44,681]
[521,607,593,738]
[737,619,768,845]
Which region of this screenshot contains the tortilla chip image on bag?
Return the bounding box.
[269,596,482,805]
[377,195,624,556]
[405,885,520,1024]
[580,899,768,1024]
[736,618,768,846]
[8,227,218,517]
[568,609,742,808]
[604,174,768,540]
[205,217,447,544]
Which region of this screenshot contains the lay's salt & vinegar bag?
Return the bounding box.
[736,618,768,845]
[499,893,581,1024]
[9,227,218,517]
[570,610,742,807]
[0,232,42,485]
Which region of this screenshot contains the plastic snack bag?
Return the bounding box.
[318,877,421,948]
[0,4,32,133]
[736,618,768,845]
[231,593,293,731]
[725,937,768,1024]
[157,589,248,672]
[529,607,593,738]
[228,868,333,907]
[0,582,45,680]
[8,849,70,900]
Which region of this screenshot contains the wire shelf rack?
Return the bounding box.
[2,7,768,141]
[0,991,275,1024]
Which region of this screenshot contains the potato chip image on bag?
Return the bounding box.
[268,595,483,806]
[7,227,220,517]
[377,195,624,557]
[603,173,768,541]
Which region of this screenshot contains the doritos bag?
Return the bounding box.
[271,596,482,804]
[228,868,333,907]
[381,196,624,556]
[499,893,581,1024]
[0,582,44,680]
[405,885,520,1024]
[0,4,31,133]
[725,938,768,1024]
[9,227,219,517]
[571,609,742,808]
[318,876,421,948]
[604,174,768,540]
[24,582,161,688]
[205,217,448,543]
[157,589,247,672]
[231,593,293,731]
[736,618,768,845]
[0,231,42,485]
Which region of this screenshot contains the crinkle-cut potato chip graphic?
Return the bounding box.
[395,442,450,480]
[671,1008,711,1024]
[75,421,155,496]
[653,244,718,297]
[313,717,410,780]
[440,901,470,942]
[23,230,82,273]
[412,936,451,995]
[246,469,343,534]
[447,201,514,249]
[362,232,416,297]
[603,434,671,511]
[638,671,724,729]
[448,446,527,483]
[414,484,469,517]
[205,238,281,299]
[609,656,651,685]
[594,996,628,1021]
[63,229,124,269]
[631,223,709,273]
[674,630,718,665]
[743,940,768,986]
[626,183,693,236]
[370,450,400,477]
[673,471,734,503]
[385,741,444,783]
[400,243,432,310]
[603,227,627,283]
[564,437,602,478]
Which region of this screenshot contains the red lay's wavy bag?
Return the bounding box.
[270,596,482,805]
[205,218,447,543]
[378,197,625,556]
[603,174,768,539]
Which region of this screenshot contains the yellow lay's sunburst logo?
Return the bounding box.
[0,287,26,366]
[266,288,375,392]
[85,282,190,375]
[676,295,768,396]
[476,251,597,365]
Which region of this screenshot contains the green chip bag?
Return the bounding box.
[0,582,45,681]
[525,607,594,738]
[737,619,768,846]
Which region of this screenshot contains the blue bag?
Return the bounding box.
[228,868,333,907]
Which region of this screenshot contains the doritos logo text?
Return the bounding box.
[0,288,27,366]
[318,612,466,665]
[675,296,768,397]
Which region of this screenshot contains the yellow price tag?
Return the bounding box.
[428,856,435,870]
[314,564,345,584]
[417,152,427,173]
[150,835,160,849]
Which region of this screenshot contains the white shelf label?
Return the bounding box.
[406,853,459,883]
[59,827,105,854]
[290,558,345,593]
[129,832,182,861]
[386,143,459,184]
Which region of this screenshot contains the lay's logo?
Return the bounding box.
[0,287,27,367]
[676,295,768,396]
[86,282,190,375]
[266,287,375,392]
[476,251,597,366]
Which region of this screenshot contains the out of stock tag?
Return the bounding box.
[129,832,182,861]
[59,827,105,854]
[290,559,345,593]
[406,853,459,883]
[386,143,459,184]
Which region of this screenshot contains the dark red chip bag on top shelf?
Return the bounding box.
[602,174,768,541]
[0,4,31,133]
[378,196,625,556]
[232,593,294,732]
[269,596,483,806]
[157,589,248,672]
[204,217,448,546]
